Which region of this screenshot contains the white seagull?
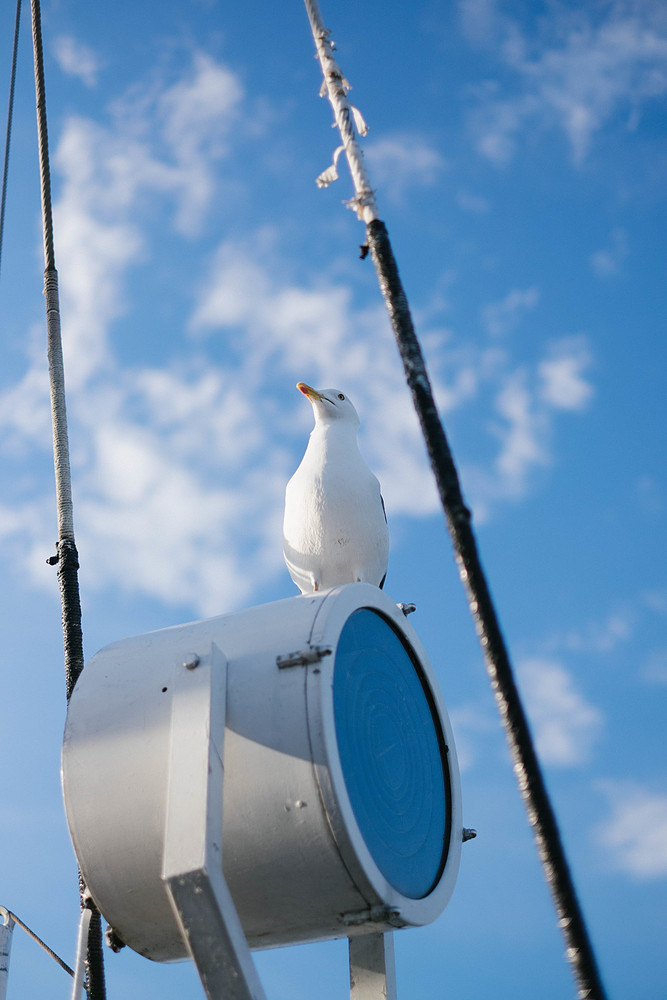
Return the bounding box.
[283,382,389,594]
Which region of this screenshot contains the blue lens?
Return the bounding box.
[333,609,449,899]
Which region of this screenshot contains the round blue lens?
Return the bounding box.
[333,609,449,899]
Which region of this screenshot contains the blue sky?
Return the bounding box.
[1,0,666,997]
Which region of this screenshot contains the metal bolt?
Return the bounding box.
[397,602,417,616]
[183,653,200,671]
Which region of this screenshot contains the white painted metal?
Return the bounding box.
[161,642,266,1000]
[0,908,14,1000]
[70,907,91,1000]
[62,584,462,962]
[349,933,397,1000]
[306,585,462,930]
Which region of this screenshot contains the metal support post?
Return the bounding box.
[349,932,397,1000]
[161,644,266,1000]
[0,908,14,1000]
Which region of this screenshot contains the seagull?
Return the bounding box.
[283,382,389,594]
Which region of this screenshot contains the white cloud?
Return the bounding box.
[493,368,549,489]
[53,36,101,87]
[449,702,499,772]
[591,227,629,277]
[156,52,245,234]
[445,331,593,519]
[364,132,445,203]
[459,0,502,48]
[48,51,245,392]
[0,50,596,617]
[596,781,667,879]
[457,189,490,214]
[0,360,52,453]
[517,657,603,766]
[463,2,667,163]
[538,336,593,411]
[636,475,664,516]
[642,648,667,685]
[482,287,539,337]
[190,235,442,518]
[560,608,636,655]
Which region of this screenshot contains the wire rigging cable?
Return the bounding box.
[0,0,22,283]
[0,906,77,982]
[28,1,106,997]
[303,3,608,999]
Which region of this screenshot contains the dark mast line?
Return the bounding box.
[28,0,107,996]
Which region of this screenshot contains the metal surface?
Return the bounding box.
[0,908,14,1000]
[276,645,332,669]
[349,933,397,1000]
[70,907,92,1000]
[162,644,266,1000]
[62,585,462,959]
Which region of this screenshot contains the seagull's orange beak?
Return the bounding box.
[297,382,324,401]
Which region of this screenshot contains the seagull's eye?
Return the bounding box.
[338,393,345,400]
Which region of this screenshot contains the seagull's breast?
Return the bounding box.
[283,429,389,592]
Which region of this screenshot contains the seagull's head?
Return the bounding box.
[297,382,360,429]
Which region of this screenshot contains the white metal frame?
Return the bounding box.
[159,639,397,1000]
[0,908,14,1000]
[161,642,267,1000]
[349,933,397,1000]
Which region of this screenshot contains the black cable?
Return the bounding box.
[28,2,106,996]
[0,0,21,282]
[366,218,607,1000]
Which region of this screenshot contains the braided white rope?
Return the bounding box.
[44,270,74,541]
[303,0,379,222]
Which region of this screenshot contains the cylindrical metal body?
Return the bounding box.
[62,585,461,961]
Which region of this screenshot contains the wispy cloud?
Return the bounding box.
[559,607,637,655]
[591,227,629,277]
[642,647,667,684]
[457,189,490,214]
[636,475,664,516]
[52,51,245,390]
[462,334,593,517]
[517,657,603,766]
[482,286,539,337]
[53,36,101,88]
[449,702,500,772]
[0,49,596,616]
[364,132,445,204]
[462,1,667,163]
[538,335,593,411]
[596,781,667,879]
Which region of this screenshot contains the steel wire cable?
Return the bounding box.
[0,0,22,283]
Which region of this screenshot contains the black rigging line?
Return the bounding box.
[1,907,78,982]
[28,1,107,997]
[366,219,607,1000]
[302,2,608,997]
[0,0,21,283]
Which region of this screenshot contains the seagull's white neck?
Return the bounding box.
[306,420,361,463]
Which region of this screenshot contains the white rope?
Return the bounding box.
[70,907,91,1000]
[44,269,75,541]
[303,0,379,222]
